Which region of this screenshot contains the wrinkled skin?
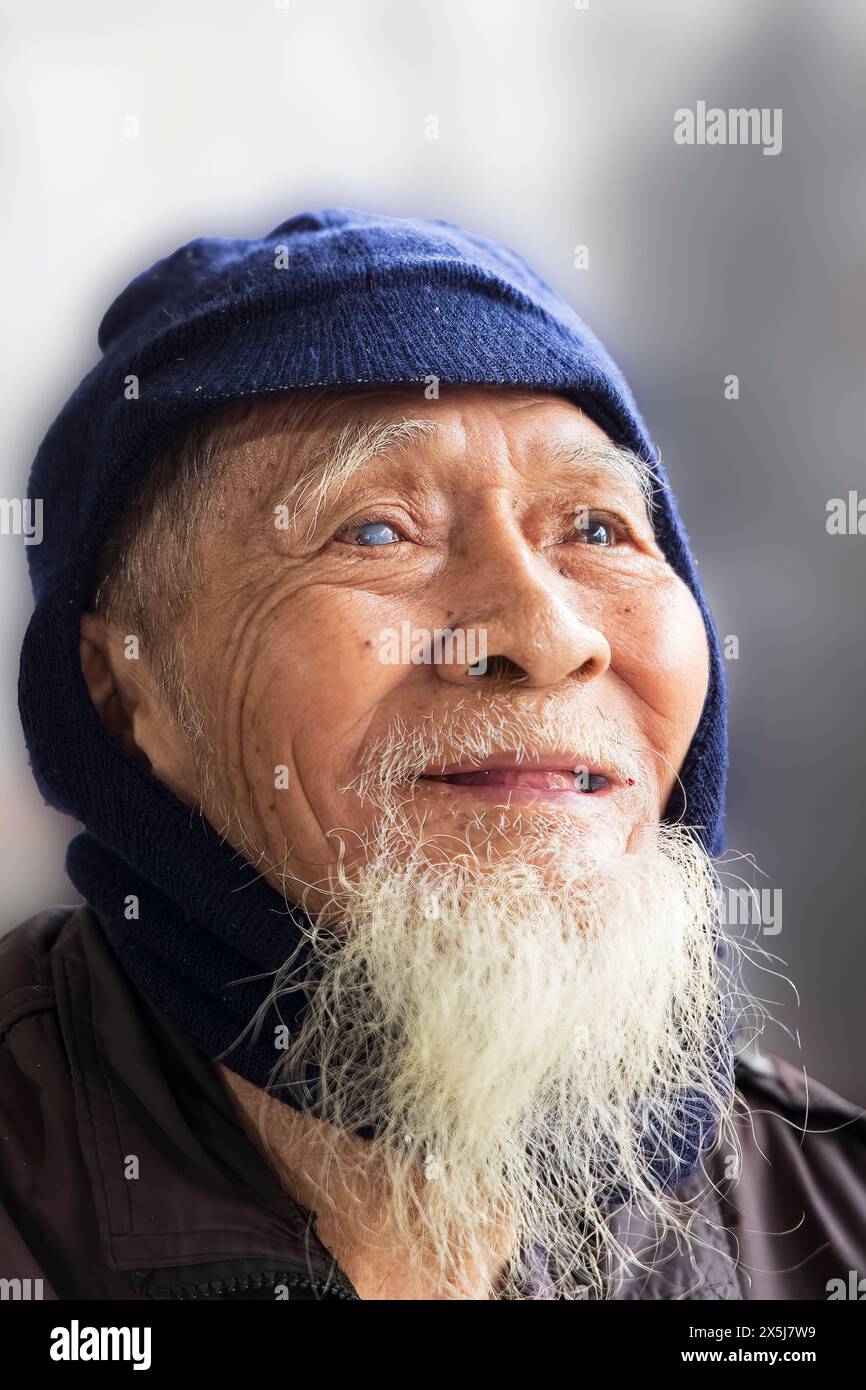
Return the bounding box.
[80,387,710,901]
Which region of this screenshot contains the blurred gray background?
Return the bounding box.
[2,0,863,1102]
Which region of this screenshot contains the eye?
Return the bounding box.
[569,512,622,546]
[339,519,403,547]
[581,520,614,546]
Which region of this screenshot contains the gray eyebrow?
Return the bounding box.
[274,417,441,537]
[273,416,661,538]
[549,437,660,513]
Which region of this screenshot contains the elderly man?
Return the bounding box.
[3,209,865,1301]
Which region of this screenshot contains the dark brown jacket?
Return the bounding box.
[1,904,865,1301]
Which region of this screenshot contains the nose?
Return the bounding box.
[435,534,611,692]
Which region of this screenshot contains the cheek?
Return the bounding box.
[241,591,410,833]
[610,576,710,780]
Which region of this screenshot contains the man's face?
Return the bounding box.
[184,385,710,897]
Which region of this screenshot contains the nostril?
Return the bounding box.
[469,654,529,685]
[574,655,605,685]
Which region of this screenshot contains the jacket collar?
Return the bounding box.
[606,1172,745,1300]
[53,905,357,1297]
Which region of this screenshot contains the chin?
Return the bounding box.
[340,802,639,886]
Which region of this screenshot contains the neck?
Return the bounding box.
[216,1064,517,1300]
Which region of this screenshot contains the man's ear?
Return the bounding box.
[79,611,199,803]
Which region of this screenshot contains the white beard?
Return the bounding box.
[256,812,738,1299]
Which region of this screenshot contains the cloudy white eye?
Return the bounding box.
[572,515,618,546]
[347,520,402,546]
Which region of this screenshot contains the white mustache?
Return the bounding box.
[345,696,643,806]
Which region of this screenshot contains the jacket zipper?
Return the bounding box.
[130,1267,361,1300]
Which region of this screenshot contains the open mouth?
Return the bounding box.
[416,754,633,801]
[422,768,609,793]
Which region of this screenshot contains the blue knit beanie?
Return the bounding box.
[19,208,729,1184]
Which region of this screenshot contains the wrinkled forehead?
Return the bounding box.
[229,384,656,523]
